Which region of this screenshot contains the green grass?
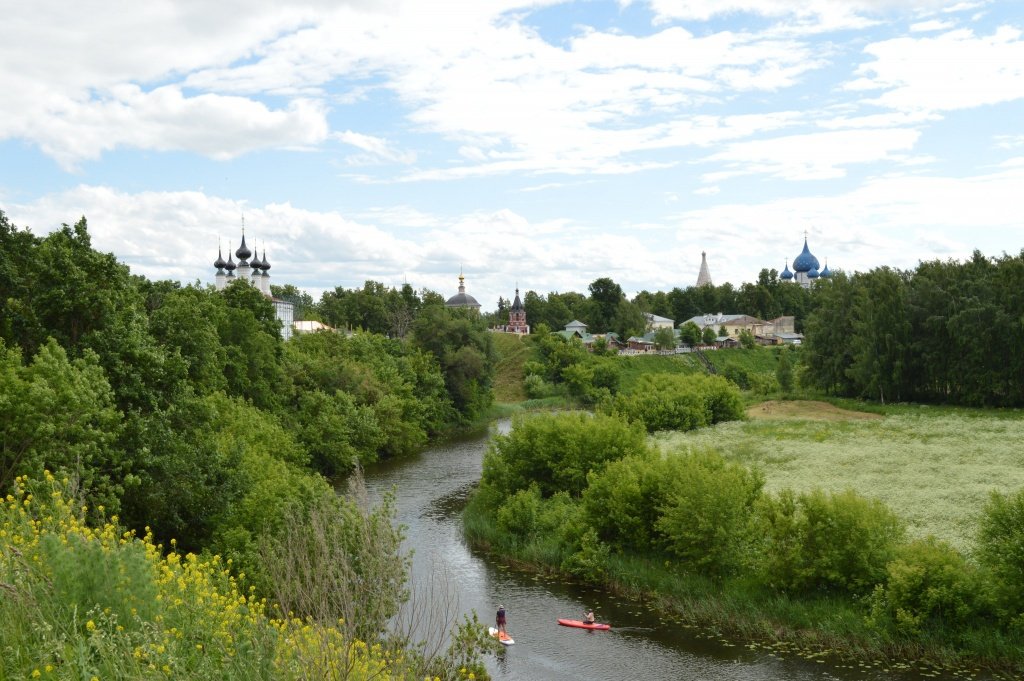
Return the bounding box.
[654,404,1024,553]
[616,353,704,392]
[703,346,783,376]
[491,332,532,403]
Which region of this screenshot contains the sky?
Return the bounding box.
[1,0,1022,312]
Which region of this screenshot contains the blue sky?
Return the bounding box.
[1,0,1022,311]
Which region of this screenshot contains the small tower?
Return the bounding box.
[781,259,793,281]
[258,247,271,294]
[507,286,528,334]
[214,241,227,290]
[225,252,236,282]
[249,245,262,287]
[235,220,252,282]
[696,251,713,287]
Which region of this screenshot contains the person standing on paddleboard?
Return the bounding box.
[496,605,507,635]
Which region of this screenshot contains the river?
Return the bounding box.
[362,419,981,681]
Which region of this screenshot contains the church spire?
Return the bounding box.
[696,251,713,287]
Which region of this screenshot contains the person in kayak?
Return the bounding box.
[496,605,507,634]
[583,610,595,625]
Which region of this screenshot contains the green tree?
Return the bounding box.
[0,339,124,515]
[653,327,676,351]
[701,326,717,344]
[679,321,701,346]
[776,347,794,394]
[411,306,495,421]
[587,277,625,332]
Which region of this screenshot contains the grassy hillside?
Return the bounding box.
[491,332,531,403]
[655,400,1024,553]
[703,345,784,376]
[616,353,704,392]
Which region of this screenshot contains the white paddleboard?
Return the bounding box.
[488,626,515,645]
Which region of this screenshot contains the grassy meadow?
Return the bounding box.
[491,332,530,403]
[654,400,1024,553]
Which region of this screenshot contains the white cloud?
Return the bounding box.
[848,26,1024,112]
[909,18,956,31]
[638,0,963,32]
[702,128,922,181]
[0,0,832,175]
[334,130,416,165]
[994,134,1024,149]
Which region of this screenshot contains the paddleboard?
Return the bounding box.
[488,626,515,645]
[557,618,611,631]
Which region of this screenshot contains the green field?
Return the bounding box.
[654,400,1024,553]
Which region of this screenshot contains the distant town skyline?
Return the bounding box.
[2,1,1022,312]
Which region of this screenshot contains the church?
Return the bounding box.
[780,234,832,288]
[213,229,294,340]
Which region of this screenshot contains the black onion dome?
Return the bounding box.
[214,247,226,270]
[511,287,523,311]
[260,249,270,272]
[250,248,262,270]
[225,253,236,273]
[235,234,252,262]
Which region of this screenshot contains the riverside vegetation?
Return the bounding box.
[465,330,1024,676]
[0,211,498,679]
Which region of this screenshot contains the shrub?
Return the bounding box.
[655,450,764,577]
[583,448,763,577]
[523,373,552,398]
[582,452,663,552]
[496,485,544,540]
[605,373,744,432]
[977,488,1024,627]
[868,537,982,636]
[755,489,905,595]
[480,411,649,499]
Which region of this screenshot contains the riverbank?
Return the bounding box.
[463,500,1020,680]
[462,401,1024,680]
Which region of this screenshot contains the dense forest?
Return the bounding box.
[0,210,501,678]
[800,253,1024,406]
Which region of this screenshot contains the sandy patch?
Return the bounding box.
[746,400,883,421]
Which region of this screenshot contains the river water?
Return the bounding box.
[362,419,981,681]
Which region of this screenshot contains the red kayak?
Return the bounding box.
[557,618,611,630]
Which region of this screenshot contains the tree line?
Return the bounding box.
[801,251,1024,406]
[0,210,495,595]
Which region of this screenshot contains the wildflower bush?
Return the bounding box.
[0,473,486,681]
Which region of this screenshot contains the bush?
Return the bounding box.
[583,448,763,577]
[496,485,544,540]
[605,373,744,432]
[977,488,1024,627]
[582,452,663,552]
[655,450,764,577]
[523,373,553,398]
[868,537,983,636]
[754,489,905,595]
[480,411,649,499]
